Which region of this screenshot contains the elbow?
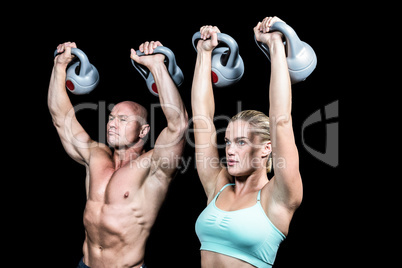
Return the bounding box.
[177,118,189,137]
[52,117,61,129]
[48,101,65,129]
[270,113,292,127]
[49,103,67,129]
[50,112,63,129]
[291,174,303,210]
[179,110,189,133]
[288,171,303,211]
[283,173,303,212]
[168,110,189,136]
[288,192,303,212]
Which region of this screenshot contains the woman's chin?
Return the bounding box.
[227,166,244,177]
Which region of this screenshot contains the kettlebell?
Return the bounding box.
[53,48,99,94]
[192,32,244,88]
[255,21,317,84]
[131,46,184,97]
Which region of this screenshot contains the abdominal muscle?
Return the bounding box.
[201,251,256,268]
[82,200,150,268]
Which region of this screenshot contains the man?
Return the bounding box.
[48,41,188,268]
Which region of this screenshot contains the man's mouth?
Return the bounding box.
[227,159,238,166]
[108,130,119,136]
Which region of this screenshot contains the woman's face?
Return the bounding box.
[225,120,270,177]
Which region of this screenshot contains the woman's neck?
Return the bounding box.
[233,168,269,194]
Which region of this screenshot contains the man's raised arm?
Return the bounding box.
[48,42,96,166]
[131,41,188,181]
[130,41,188,181]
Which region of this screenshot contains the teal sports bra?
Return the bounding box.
[195,184,286,268]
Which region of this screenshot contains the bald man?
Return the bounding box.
[48,41,188,268]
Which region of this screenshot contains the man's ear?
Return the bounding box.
[139,124,150,139]
[262,141,272,158]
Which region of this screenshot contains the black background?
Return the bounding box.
[8,3,347,267]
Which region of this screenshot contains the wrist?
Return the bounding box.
[148,61,168,80]
[148,61,167,73]
[197,50,212,63]
[198,49,213,56]
[266,38,286,55]
[54,62,68,73]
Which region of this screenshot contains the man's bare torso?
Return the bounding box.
[82,146,165,268]
[49,42,188,267]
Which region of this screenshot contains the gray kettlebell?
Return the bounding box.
[192,32,244,88]
[255,21,317,84]
[131,46,184,97]
[53,48,99,94]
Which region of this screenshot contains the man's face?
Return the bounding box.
[106,103,143,148]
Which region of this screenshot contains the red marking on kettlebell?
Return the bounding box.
[151,83,158,94]
[211,71,218,83]
[66,80,75,91]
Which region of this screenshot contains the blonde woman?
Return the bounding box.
[192,16,303,268]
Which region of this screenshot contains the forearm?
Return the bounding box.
[191,51,215,120]
[150,63,188,132]
[47,65,74,126]
[268,39,292,122]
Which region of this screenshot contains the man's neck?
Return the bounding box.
[112,143,145,170]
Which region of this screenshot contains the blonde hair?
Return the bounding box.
[230,110,272,173]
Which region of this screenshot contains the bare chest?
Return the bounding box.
[87,152,149,204]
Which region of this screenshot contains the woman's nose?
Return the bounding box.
[226,144,235,155]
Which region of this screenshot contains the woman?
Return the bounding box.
[192,16,303,268]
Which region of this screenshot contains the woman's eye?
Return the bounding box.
[225,140,231,146]
[238,140,245,145]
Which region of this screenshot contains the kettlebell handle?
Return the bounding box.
[53,48,92,76]
[192,32,240,68]
[131,46,178,79]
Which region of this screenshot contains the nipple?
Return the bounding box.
[124,191,129,198]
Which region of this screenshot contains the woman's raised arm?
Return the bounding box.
[254,17,303,210]
[191,26,226,199]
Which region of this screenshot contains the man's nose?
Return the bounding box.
[108,118,118,129]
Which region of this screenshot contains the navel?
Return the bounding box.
[124,191,129,198]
